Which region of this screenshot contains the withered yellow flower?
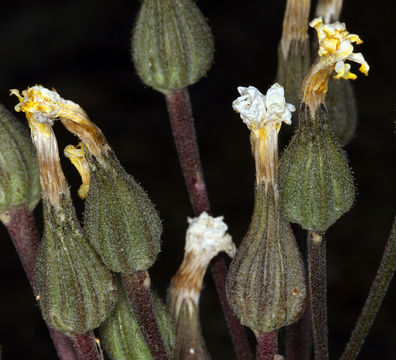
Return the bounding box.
[64,143,90,199]
[302,17,369,112]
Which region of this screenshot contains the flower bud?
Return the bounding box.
[0,103,40,214]
[278,104,355,232]
[99,279,175,360]
[83,151,162,273]
[131,0,214,94]
[226,185,306,333]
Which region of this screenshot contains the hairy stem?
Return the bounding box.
[1,205,77,360]
[165,88,253,360]
[285,305,312,360]
[339,216,396,360]
[121,271,169,360]
[70,332,102,360]
[307,231,328,360]
[255,330,278,360]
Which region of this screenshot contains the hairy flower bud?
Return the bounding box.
[132,0,214,94]
[100,279,175,360]
[0,103,40,215]
[278,104,355,231]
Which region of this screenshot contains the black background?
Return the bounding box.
[0,0,395,359]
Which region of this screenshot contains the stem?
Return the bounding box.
[121,271,169,360]
[70,332,102,360]
[307,231,329,360]
[285,306,312,360]
[1,205,77,360]
[255,331,278,360]
[165,88,253,360]
[339,216,396,360]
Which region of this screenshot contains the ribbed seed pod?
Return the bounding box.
[84,152,162,274]
[226,184,306,333]
[278,103,355,232]
[99,279,175,360]
[0,103,40,213]
[326,78,357,145]
[34,197,117,334]
[132,0,214,94]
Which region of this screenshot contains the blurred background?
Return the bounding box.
[0,0,395,359]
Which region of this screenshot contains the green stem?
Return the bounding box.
[339,216,396,360]
[307,231,328,360]
[165,88,253,360]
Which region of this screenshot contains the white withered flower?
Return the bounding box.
[233,84,295,131]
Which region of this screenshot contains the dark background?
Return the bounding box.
[0,0,395,359]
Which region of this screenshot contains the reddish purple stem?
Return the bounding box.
[166,88,253,360]
[255,331,278,360]
[70,333,101,360]
[121,271,169,360]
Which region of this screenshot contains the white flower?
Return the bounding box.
[232,83,295,131]
[185,212,235,258]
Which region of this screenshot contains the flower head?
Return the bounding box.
[311,17,369,80]
[232,84,295,131]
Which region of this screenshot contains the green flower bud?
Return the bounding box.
[83,152,162,274]
[226,184,306,333]
[0,103,40,213]
[326,78,357,145]
[132,0,214,94]
[100,279,175,360]
[35,198,118,334]
[278,104,355,232]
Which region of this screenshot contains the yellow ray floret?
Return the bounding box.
[64,143,90,199]
[310,17,369,80]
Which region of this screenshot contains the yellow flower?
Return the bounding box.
[301,17,369,112]
[311,17,369,80]
[64,143,90,199]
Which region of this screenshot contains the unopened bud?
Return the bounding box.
[131,0,214,94]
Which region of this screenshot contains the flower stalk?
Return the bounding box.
[307,231,328,360]
[340,216,396,360]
